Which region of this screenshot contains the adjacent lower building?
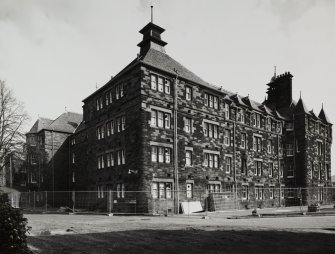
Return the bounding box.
[26,112,82,191]
[70,21,332,213]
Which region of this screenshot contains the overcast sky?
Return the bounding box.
[1,0,335,171]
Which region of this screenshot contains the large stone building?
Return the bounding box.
[70,21,332,213]
[26,112,82,191]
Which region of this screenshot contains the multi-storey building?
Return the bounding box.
[70,21,332,213]
[26,112,82,191]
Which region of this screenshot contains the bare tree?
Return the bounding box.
[0,80,29,171]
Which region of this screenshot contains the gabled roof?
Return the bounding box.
[26,112,82,135]
[259,104,274,116]
[27,118,53,134]
[294,98,311,115]
[48,112,82,133]
[318,107,332,124]
[230,94,248,107]
[242,96,261,112]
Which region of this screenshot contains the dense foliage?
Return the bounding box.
[0,193,32,254]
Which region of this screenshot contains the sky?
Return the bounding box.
[1,0,335,172]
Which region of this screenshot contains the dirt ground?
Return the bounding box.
[26,212,335,254]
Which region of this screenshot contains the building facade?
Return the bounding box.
[70,21,332,213]
[26,112,82,191]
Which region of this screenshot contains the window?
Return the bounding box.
[225,157,232,173]
[204,122,219,138]
[286,144,293,156]
[152,182,172,199]
[242,186,249,200]
[270,187,274,199]
[280,161,284,178]
[286,122,293,131]
[186,86,192,101]
[97,155,104,169]
[253,136,262,152]
[151,74,157,90]
[184,118,192,133]
[97,185,104,199]
[269,162,274,177]
[158,77,164,92]
[241,133,246,149]
[224,129,231,146]
[117,183,125,198]
[287,163,294,178]
[185,150,192,166]
[238,109,245,123]
[97,125,105,140]
[117,118,121,132]
[72,153,75,164]
[165,79,170,94]
[151,146,157,162]
[72,172,75,183]
[266,118,271,131]
[121,150,125,164]
[256,114,261,128]
[279,142,283,155]
[150,74,170,94]
[107,153,112,167]
[204,153,219,168]
[255,160,262,176]
[186,183,193,199]
[116,150,125,165]
[105,92,110,106]
[224,103,230,119]
[204,93,219,109]
[151,146,171,164]
[315,122,319,134]
[326,164,330,181]
[151,110,171,129]
[121,116,125,131]
[241,158,247,174]
[277,122,282,134]
[267,140,273,154]
[96,97,103,111]
[106,121,114,136]
[255,186,264,200]
[71,138,76,146]
[318,163,322,180]
[317,141,323,156]
[207,184,221,193]
[280,188,285,199]
[296,139,300,153]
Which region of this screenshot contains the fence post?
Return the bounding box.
[33,191,35,210]
[72,191,75,213]
[45,191,48,212]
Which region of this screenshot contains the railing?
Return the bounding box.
[13,187,335,215]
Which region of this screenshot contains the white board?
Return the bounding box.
[181,201,203,214]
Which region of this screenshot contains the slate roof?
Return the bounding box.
[27,118,53,134]
[294,98,311,115]
[319,108,332,124]
[27,112,82,135]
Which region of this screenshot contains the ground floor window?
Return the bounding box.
[269,187,274,199]
[242,186,249,200]
[207,184,220,193]
[116,183,125,198]
[317,188,323,201]
[97,185,104,198]
[152,182,172,199]
[255,186,264,200]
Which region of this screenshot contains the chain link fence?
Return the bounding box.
[14,187,335,215]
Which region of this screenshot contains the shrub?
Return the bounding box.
[0,193,32,254]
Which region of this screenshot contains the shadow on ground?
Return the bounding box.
[28,229,335,254]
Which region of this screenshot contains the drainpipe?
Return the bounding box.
[173,70,179,214]
[277,133,281,207]
[233,121,237,207]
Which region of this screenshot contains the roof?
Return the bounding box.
[318,107,332,124]
[294,98,311,115]
[27,118,53,134]
[27,112,82,135]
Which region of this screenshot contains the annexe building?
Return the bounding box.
[70,21,332,213]
[26,112,82,191]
